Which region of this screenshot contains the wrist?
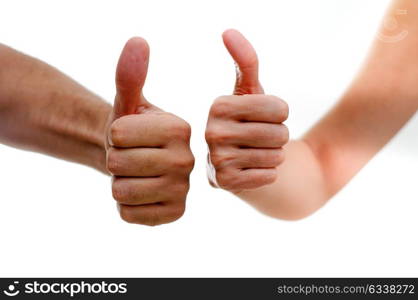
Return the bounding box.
[92,103,112,174]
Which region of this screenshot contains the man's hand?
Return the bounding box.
[205,29,289,193]
[106,38,194,226]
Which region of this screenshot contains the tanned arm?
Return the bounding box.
[0,44,111,173]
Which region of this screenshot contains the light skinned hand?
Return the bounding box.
[205,29,289,193]
[106,37,195,226]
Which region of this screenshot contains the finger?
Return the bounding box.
[216,167,277,192]
[235,168,277,189]
[209,122,289,148]
[222,29,264,95]
[113,37,150,120]
[236,148,284,169]
[109,113,174,148]
[118,202,185,226]
[112,177,189,206]
[213,148,284,169]
[107,147,172,177]
[211,95,288,123]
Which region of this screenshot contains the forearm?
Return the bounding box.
[236,0,418,219]
[304,0,418,193]
[237,85,415,220]
[0,44,112,173]
[236,140,328,220]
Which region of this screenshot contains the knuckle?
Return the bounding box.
[119,206,136,224]
[215,169,236,190]
[210,96,234,118]
[107,149,122,174]
[174,153,195,171]
[173,155,195,170]
[277,124,289,144]
[169,118,192,141]
[210,150,234,169]
[271,150,285,166]
[268,125,289,146]
[187,155,196,170]
[204,128,217,144]
[169,204,186,222]
[205,126,231,145]
[259,95,289,122]
[279,100,289,121]
[112,180,127,202]
[271,96,289,122]
[109,120,126,146]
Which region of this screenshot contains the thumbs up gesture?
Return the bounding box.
[205,30,289,193]
[106,38,194,225]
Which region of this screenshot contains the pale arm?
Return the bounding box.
[237,0,418,219]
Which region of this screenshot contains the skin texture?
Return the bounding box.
[107,38,194,225]
[205,30,290,193]
[0,0,416,225]
[0,38,194,226]
[0,44,111,173]
[206,0,417,220]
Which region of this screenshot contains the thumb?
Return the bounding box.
[113,37,150,120]
[222,29,264,95]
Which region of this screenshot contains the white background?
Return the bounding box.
[0,0,417,277]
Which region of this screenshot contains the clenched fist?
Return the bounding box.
[106,38,194,225]
[205,30,289,193]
